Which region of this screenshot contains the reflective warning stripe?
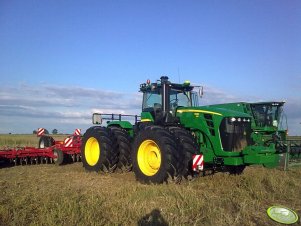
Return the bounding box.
[37,128,45,136]
[64,137,73,147]
[192,154,204,171]
[74,129,81,136]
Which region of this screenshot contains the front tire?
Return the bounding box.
[132,126,182,184]
[227,165,246,175]
[81,127,118,172]
[168,127,200,179]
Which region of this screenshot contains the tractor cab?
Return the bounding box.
[250,102,285,131]
[140,76,199,124]
[250,102,287,152]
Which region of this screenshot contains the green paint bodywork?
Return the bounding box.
[140,112,154,122]
[209,102,286,168]
[107,121,135,137]
[107,121,133,129]
[172,106,279,166]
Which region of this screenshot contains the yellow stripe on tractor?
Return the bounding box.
[141,119,152,122]
[177,109,223,116]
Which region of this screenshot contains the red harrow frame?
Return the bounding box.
[0,128,82,166]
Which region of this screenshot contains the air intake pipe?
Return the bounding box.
[160,76,171,122]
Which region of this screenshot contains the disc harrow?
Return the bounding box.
[0,129,82,167]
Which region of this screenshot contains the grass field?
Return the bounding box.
[0,134,67,148]
[0,135,300,225]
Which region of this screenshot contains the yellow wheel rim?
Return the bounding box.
[85,137,100,166]
[137,140,161,176]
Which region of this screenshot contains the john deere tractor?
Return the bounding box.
[209,102,287,168]
[81,76,280,184]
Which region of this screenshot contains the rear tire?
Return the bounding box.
[110,127,132,172]
[81,126,118,172]
[132,126,182,184]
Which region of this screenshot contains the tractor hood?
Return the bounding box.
[176,106,251,118]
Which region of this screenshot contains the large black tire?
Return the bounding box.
[133,122,153,136]
[39,136,55,148]
[81,126,118,172]
[39,136,47,148]
[53,149,64,165]
[138,122,153,131]
[168,127,200,179]
[132,126,182,184]
[227,165,246,175]
[110,127,132,172]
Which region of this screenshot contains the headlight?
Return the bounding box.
[230,117,251,123]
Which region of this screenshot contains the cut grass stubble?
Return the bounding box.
[0,164,300,226]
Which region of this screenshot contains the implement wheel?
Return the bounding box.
[110,127,132,172]
[53,149,64,165]
[39,136,55,149]
[132,126,182,184]
[81,126,118,172]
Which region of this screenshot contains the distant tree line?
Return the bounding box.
[32,129,58,135]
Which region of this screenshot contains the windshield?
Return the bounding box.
[251,104,283,127]
[142,89,197,111]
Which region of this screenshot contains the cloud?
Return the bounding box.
[200,85,243,105]
[283,100,301,135]
[0,83,141,133]
[0,83,300,135]
[0,84,141,112]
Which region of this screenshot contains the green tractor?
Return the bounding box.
[81,76,280,184]
[209,102,287,168]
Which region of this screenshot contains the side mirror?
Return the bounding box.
[199,86,204,98]
[92,113,103,124]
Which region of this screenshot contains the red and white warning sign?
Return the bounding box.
[37,128,45,136]
[73,129,81,136]
[64,137,73,147]
[192,154,204,171]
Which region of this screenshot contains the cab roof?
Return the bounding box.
[139,81,194,92]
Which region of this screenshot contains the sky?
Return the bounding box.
[0,0,300,135]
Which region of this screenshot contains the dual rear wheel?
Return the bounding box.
[81,127,119,172]
[81,126,132,173]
